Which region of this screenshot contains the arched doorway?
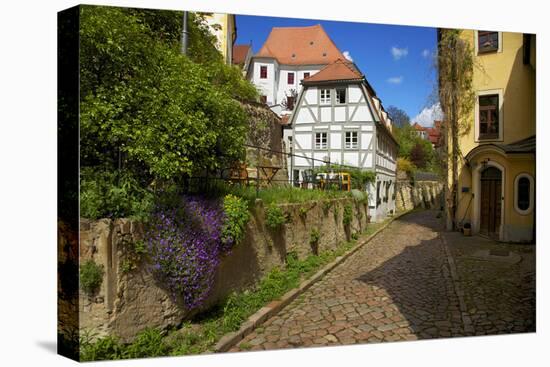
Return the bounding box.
[479,166,502,239]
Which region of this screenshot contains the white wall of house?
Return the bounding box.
[290,82,397,222]
[249,58,278,105]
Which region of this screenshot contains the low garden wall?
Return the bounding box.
[395,180,443,212]
[77,197,368,342]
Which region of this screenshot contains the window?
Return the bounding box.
[303,72,310,79]
[260,95,267,104]
[285,96,295,110]
[315,132,328,149]
[376,181,381,207]
[479,94,499,139]
[514,173,534,214]
[320,89,331,104]
[287,72,295,84]
[478,31,499,53]
[336,88,346,104]
[345,131,358,149]
[260,66,267,79]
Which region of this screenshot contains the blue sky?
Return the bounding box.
[236,15,441,126]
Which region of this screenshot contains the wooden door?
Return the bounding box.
[480,167,502,239]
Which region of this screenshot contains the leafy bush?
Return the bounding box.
[309,228,320,245]
[299,207,308,219]
[80,168,154,220]
[221,194,250,247]
[124,328,169,359]
[265,204,286,229]
[80,260,104,296]
[397,157,417,176]
[343,204,353,226]
[80,334,123,361]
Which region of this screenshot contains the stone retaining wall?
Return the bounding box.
[76,197,368,342]
[395,180,443,212]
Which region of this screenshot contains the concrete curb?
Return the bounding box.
[213,209,414,353]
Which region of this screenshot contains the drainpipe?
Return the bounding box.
[181,11,189,55]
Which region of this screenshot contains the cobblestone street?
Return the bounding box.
[230,210,536,352]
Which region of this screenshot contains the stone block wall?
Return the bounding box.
[395,180,443,212]
[75,197,368,342]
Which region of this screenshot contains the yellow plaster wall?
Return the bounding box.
[446,30,535,241]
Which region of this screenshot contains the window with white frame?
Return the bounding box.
[345,131,358,149]
[514,173,534,215]
[320,89,331,105]
[315,132,328,149]
[336,88,346,104]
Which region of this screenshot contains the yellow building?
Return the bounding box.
[441,30,536,242]
[204,13,237,65]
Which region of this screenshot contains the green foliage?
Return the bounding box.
[351,189,368,204]
[80,260,104,296]
[265,204,286,229]
[124,329,169,359]
[309,228,320,245]
[79,6,257,186]
[299,207,308,219]
[80,168,154,220]
[333,206,339,222]
[393,124,436,171]
[397,157,417,175]
[80,334,123,361]
[221,194,251,246]
[343,204,353,226]
[322,200,332,215]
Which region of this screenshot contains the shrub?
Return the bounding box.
[80,260,104,296]
[343,204,353,226]
[221,194,250,247]
[80,168,154,220]
[124,328,169,359]
[322,200,332,215]
[309,228,320,245]
[299,207,308,219]
[397,157,417,176]
[80,334,123,361]
[265,204,286,229]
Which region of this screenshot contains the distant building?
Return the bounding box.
[204,13,236,65]
[232,44,253,74]
[289,59,398,222]
[439,29,535,242]
[246,24,346,117]
[411,121,442,149]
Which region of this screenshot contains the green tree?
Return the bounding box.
[79,6,258,181]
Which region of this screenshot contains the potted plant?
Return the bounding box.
[463,222,472,236]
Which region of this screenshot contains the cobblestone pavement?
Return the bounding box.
[230,210,536,352]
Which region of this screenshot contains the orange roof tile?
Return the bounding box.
[302,59,363,84]
[232,44,251,65]
[256,24,345,65]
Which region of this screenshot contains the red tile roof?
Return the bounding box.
[302,59,363,84]
[412,122,426,131]
[232,44,251,65]
[256,24,345,65]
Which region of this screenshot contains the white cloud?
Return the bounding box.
[391,46,408,60]
[422,49,431,58]
[412,103,444,127]
[342,50,353,62]
[387,76,403,84]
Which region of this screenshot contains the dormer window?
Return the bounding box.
[260,65,267,79]
[322,52,327,57]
